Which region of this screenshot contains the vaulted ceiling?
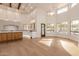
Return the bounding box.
[0,3,67,14]
[0,3,68,24]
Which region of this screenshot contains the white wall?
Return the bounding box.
[0,4,79,41]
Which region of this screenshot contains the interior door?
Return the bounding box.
[41,23,45,37]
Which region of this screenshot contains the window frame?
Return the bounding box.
[57,7,68,14]
[71,20,79,35]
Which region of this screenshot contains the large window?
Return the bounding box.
[46,24,55,32]
[71,3,77,8]
[48,12,55,16]
[57,7,68,14]
[57,21,68,33]
[57,24,61,32]
[71,20,79,35]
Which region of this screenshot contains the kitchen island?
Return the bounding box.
[0,32,23,42]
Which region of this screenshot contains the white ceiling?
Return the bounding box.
[0,3,68,24]
[0,3,68,13]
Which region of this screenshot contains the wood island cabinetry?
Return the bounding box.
[0,32,22,43]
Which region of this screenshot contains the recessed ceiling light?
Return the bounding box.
[50,24,54,26]
[30,6,33,9]
[48,12,54,16]
[30,20,35,23]
[71,3,77,8]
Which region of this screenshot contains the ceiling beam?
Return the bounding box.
[9,3,12,7]
[18,3,21,9]
[0,3,2,5]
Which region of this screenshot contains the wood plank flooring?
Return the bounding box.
[0,37,78,56]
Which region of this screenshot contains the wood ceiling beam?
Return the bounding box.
[9,3,12,7]
[0,3,2,4]
[18,3,21,9]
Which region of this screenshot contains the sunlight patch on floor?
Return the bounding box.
[38,38,54,47]
[60,40,79,56]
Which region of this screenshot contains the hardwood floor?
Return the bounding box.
[0,37,78,56]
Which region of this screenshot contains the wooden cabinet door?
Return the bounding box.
[14,32,22,40]
[14,32,18,40]
[7,32,12,41]
[1,33,7,42]
[11,32,15,40]
[18,32,22,39]
[0,33,2,42]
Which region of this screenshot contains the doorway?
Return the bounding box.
[41,23,45,37]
